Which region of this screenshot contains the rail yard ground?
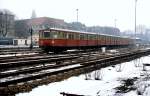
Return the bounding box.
[1,47,150,96]
[17,55,150,96]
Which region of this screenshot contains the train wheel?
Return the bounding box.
[42,48,49,53]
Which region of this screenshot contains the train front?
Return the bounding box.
[39,30,54,52]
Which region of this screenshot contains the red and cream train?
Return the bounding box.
[39,28,134,52]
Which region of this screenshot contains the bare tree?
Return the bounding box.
[0,9,14,37]
[15,20,30,38]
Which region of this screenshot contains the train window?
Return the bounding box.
[108,36,110,41]
[59,31,63,39]
[68,34,71,39]
[100,35,103,40]
[83,34,85,40]
[66,32,69,39]
[63,32,67,39]
[76,33,79,39]
[54,34,58,39]
[57,31,62,39]
[103,36,106,41]
[93,35,95,40]
[74,33,77,39]
[50,32,53,39]
[84,34,87,40]
[110,36,112,41]
[51,30,58,39]
[90,35,92,40]
[68,33,74,40]
[99,35,101,40]
[109,36,111,40]
[80,34,84,40]
[70,34,72,39]
[41,32,44,38]
[72,34,75,39]
[97,35,99,40]
[94,35,97,40]
[104,36,106,41]
[74,33,79,39]
[44,32,50,38]
[96,35,98,40]
[72,33,75,39]
[92,35,94,40]
[58,31,66,39]
[107,36,109,41]
[91,35,95,40]
[88,34,92,40]
[88,35,90,40]
[39,31,42,38]
[72,33,75,40]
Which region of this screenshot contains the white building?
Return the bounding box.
[27,34,39,46]
[13,39,28,46]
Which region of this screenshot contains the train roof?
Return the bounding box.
[40,28,132,39]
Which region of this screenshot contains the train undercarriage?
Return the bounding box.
[40,45,133,53]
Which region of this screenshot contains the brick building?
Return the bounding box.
[15,17,67,38]
[15,17,67,45]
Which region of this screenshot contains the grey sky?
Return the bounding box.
[0,0,150,31]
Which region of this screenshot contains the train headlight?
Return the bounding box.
[52,40,54,44]
[40,41,43,45]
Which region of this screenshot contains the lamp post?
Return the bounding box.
[29,28,33,50]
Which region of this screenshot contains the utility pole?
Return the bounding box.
[76,9,78,22]
[0,13,2,37]
[114,19,117,28]
[135,0,138,39]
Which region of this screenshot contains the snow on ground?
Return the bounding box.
[0,45,29,48]
[0,53,37,57]
[16,56,150,96]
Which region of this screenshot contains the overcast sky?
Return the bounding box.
[0,0,150,31]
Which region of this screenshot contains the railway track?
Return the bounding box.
[0,47,42,55]
[0,48,147,87]
[1,48,150,96]
[0,53,107,78]
[0,48,103,61]
[0,49,110,82]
